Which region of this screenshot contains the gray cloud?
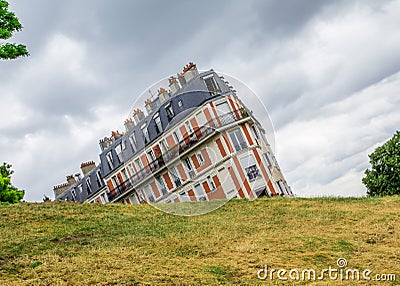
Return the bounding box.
[1,0,399,201]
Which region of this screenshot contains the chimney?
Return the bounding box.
[177,72,186,87]
[81,161,96,176]
[169,76,180,94]
[74,173,82,181]
[144,98,158,114]
[182,62,198,83]
[157,87,170,103]
[124,118,135,132]
[99,136,113,151]
[111,130,124,141]
[66,175,76,186]
[133,109,145,124]
[53,182,69,198]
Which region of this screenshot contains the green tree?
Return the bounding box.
[0,162,24,204]
[0,0,29,60]
[362,131,400,196]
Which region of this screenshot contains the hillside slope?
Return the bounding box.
[0,197,399,285]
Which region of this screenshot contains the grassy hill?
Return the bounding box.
[0,196,399,285]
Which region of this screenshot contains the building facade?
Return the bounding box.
[53,63,292,204]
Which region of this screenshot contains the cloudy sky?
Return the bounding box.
[1,0,399,201]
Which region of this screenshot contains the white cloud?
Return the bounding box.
[276,72,400,197]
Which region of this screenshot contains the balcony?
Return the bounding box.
[109,108,249,202]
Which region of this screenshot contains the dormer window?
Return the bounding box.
[86,178,92,194]
[141,123,149,144]
[115,143,123,164]
[203,74,220,95]
[165,103,174,121]
[153,113,162,134]
[106,151,114,169]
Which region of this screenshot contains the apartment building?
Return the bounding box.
[53,63,292,204]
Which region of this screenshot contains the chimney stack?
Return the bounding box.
[53,182,69,198]
[132,109,145,124]
[157,87,170,103]
[81,161,96,176]
[111,130,124,141]
[66,175,76,186]
[99,136,113,151]
[177,72,186,87]
[144,98,158,114]
[124,118,135,132]
[182,62,198,83]
[169,76,180,94]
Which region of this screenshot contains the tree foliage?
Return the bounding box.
[0,0,29,60]
[362,131,400,196]
[0,162,24,204]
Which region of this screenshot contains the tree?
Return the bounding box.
[0,0,29,60]
[362,131,400,196]
[0,162,24,204]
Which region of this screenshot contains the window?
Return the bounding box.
[251,125,260,140]
[96,170,102,187]
[135,158,143,171]
[245,165,259,181]
[203,75,220,95]
[156,176,168,195]
[154,113,162,133]
[129,132,137,152]
[215,100,231,116]
[173,128,183,143]
[111,176,119,189]
[207,176,216,190]
[240,155,260,181]
[194,183,207,201]
[147,149,156,162]
[141,123,149,144]
[170,167,182,187]
[197,152,205,165]
[178,100,183,108]
[71,189,76,200]
[130,194,139,204]
[159,139,168,154]
[100,193,108,203]
[264,152,274,167]
[115,143,123,164]
[77,184,83,193]
[106,151,114,169]
[278,180,287,195]
[121,168,128,182]
[86,178,92,194]
[143,185,155,203]
[185,121,194,134]
[229,128,247,151]
[184,157,193,171]
[128,164,135,177]
[166,103,174,120]
[179,191,189,202]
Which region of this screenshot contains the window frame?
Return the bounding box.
[229,128,248,152]
[153,112,162,134]
[106,151,114,170]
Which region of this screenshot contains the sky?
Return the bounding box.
[1,0,399,201]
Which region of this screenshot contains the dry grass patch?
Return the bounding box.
[0,196,399,285]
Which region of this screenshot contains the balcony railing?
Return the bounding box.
[109,108,249,202]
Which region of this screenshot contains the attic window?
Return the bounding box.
[165,103,174,120]
[203,75,220,95]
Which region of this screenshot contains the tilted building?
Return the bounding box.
[54,63,292,204]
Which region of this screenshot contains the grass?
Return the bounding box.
[0,196,399,285]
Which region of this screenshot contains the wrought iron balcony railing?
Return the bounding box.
[108,108,249,202]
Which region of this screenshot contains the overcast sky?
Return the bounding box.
[1,0,399,201]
